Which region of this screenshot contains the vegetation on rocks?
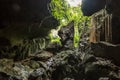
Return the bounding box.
[0,0,120,80]
[49,0,90,47]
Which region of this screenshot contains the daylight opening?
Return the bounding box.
[66,0,82,7]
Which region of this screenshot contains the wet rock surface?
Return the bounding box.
[58,21,74,50]
[91,41,120,66]
[0,50,120,80]
[0,20,120,80]
[1,2,120,79]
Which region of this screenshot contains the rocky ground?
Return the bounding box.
[0,42,120,80]
[0,22,120,80]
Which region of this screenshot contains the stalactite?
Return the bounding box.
[89,0,113,43]
[108,14,112,42]
[104,0,112,42]
[89,15,97,43]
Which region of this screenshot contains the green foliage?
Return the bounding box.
[50,0,90,47]
[49,29,62,45]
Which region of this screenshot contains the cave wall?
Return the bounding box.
[81,0,106,16]
[0,0,59,59]
[0,0,58,47]
[0,0,51,22]
[110,0,120,44]
[82,0,120,44]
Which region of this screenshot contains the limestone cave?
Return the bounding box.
[0,0,120,80]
